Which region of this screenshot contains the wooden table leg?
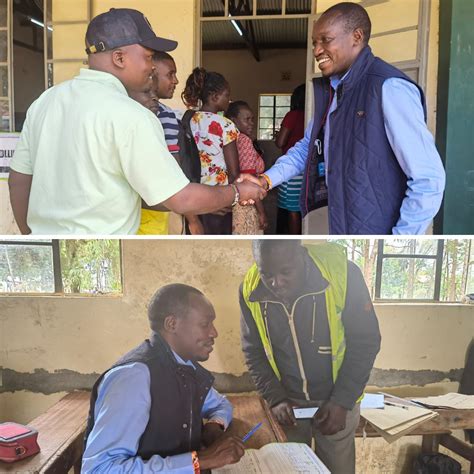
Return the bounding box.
[422,434,441,454]
[439,434,474,474]
[74,458,82,474]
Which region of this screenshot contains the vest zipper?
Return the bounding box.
[188,383,193,450]
[305,83,333,215]
[262,288,328,400]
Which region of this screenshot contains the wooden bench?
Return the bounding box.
[1,391,90,473]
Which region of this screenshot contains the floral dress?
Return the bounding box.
[190,111,239,186]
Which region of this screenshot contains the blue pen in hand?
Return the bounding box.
[242,422,263,442]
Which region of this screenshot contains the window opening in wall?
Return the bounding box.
[199,0,311,180]
[332,239,474,303]
[258,93,290,139]
[375,239,444,302]
[0,239,122,295]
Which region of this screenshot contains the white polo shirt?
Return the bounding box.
[10,68,189,234]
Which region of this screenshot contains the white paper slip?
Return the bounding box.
[293,407,319,419]
[361,393,384,409]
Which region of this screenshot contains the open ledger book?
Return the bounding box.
[213,442,330,473]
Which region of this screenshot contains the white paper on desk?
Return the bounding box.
[293,407,319,419]
[361,393,384,409]
[411,393,474,409]
[213,443,330,473]
[362,404,436,432]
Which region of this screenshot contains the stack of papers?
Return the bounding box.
[361,394,438,443]
[411,393,474,409]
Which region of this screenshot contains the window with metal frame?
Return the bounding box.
[333,239,473,303]
[374,239,474,303]
[0,239,122,295]
[258,93,290,140]
[375,239,444,302]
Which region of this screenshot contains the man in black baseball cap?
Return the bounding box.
[8,7,267,235]
[85,8,177,55]
[85,8,177,95]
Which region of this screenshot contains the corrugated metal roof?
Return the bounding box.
[252,18,307,44]
[202,20,247,48]
[202,17,307,49]
[201,1,310,49]
[202,0,312,16]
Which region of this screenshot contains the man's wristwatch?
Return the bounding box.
[230,183,240,207]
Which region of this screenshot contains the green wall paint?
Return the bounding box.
[436,0,474,234]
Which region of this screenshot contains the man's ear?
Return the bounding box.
[163,314,178,333]
[352,28,364,47]
[111,49,126,69]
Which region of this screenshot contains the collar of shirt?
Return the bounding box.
[77,68,128,96]
[330,67,352,92]
[172,349,196,370]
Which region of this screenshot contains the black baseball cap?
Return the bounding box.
[85,8,178,54]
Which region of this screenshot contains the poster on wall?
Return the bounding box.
[0,133,20,179]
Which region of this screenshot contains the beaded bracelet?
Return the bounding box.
[191,450,200,474]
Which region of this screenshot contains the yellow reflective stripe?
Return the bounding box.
[243,243,353,389]
[242,264,281,380]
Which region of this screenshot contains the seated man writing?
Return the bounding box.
[82,283,244,473]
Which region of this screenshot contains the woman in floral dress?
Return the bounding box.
[181,68,239,234]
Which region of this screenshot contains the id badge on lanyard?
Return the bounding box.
[312,127,328,209]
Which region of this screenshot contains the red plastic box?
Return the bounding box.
[0,422,40,463]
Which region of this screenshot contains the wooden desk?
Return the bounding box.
[358,409,474,473]
[3,392,472,473]
[226,395,286,449]
[0,393,285,473]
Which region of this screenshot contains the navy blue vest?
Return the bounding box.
[301,46,426,234]
[84,332,214,460]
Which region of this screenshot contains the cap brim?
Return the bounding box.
[141,36,178,52]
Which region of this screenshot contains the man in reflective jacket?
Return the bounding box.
[239,240,381,473]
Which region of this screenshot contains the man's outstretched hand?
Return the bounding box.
[313,400,348,435]
[271,400,297,426]
[236,174,267,205]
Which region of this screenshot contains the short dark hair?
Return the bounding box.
[322,2,372,44]
[252,239,302,263]
[153,51,175,63]
[225,100,250,121]
[148,283,204,331]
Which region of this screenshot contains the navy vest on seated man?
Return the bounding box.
[301,46,427,235]
[84,332,214,460]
